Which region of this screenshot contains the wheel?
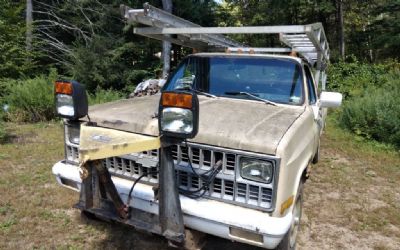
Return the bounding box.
[312,141,320,164]
[276,182,304,250]
[79,210,98,222]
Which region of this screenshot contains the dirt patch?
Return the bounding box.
[297,131,400,250]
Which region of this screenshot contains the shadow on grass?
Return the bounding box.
[79,211,261,250]
[0,134,18,144]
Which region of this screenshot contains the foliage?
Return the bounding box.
[1,0,399,84]
[1,68,124,122]
[173,0,218,26]
[0,1,37,78]
[89,87,124,105]
[68,36,158,93]
[218,0,398,62]
[1,70,57,122]
[29,0,224,93]
[218,0,338,52]
[337,65,400,148]
[0,105,5,141]
[0,120,5,142]
[33,0,162,93]
[327,58,400,98]
[368,0,400,60]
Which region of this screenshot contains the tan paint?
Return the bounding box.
[79,125,160,163]
[274,107,317,217]
[87,95,304,155]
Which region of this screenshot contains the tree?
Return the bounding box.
[0,1,35,78]
[161,0,173,78]
[26,0,33,52]
[32,0,162,92]
[368,0,400,60]
[336,0,345,59]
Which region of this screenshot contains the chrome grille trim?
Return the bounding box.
[102,153,159,185]
[174,168,273,209]
[171,145,236,175]
[66,144,79,163]
[65,142,279,211]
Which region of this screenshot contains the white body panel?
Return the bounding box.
[320,91,343,108]
[274,108,317,217]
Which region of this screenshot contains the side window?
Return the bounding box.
[165,59,196,90]
[304,66,317,104]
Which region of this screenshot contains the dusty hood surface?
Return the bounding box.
[87,95,304,155]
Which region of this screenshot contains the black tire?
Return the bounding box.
[80,210,97,222]
[276,182,304,250]
[312,142,320,164]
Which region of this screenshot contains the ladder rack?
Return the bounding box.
[121,3,243,49]
[121,3,330,88]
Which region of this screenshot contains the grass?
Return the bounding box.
[298,116,400,249]
[0,120,399,249]
[0,122,169,249]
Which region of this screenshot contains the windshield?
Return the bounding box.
[163,56,304,105]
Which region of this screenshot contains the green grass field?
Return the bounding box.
[0,121,399,249]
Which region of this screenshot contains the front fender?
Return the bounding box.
[274,110,315,217]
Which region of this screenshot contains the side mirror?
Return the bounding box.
[319,91,342,108]
[54,80,88,120]
[158,91,199,139]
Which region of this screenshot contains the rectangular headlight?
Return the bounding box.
[159,91,199,139]
[67,123,80,144]
[240,158,273,183]
[56,94,74,117]
[54,80,88,120]
[160,107,194,134]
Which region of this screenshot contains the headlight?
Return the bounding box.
[161,107,193,134]
[240,158,273,183]
[67,123,80,144]
[159,91,199,139]
[54,80,88,120]
[56,94,74,117]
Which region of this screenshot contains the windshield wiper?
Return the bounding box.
[193,89,217,98]
[174,87,216,98]
[224,91,277,106]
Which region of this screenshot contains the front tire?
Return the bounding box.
[312,141,320,164]
[276,182,304,250]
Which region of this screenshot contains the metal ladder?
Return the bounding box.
[121,3,330,89]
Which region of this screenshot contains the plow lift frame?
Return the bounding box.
[121,2,330,90]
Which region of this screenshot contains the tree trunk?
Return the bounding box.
[161,0,173,79]
[26,0,33,52]
[337,0,345,59]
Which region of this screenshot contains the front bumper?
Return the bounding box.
[52,161,291,249]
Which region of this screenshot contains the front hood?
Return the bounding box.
[87,95,304,155]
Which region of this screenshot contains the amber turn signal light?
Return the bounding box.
[161,92,193,109]
[55,81,73,95]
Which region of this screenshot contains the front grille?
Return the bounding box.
[66,145,79,162]
[176,171,272,208]
[171,145,236,173]
[65,143,274,210]
[102,154,159,184]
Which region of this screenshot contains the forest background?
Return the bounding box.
[0,0,399,148]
